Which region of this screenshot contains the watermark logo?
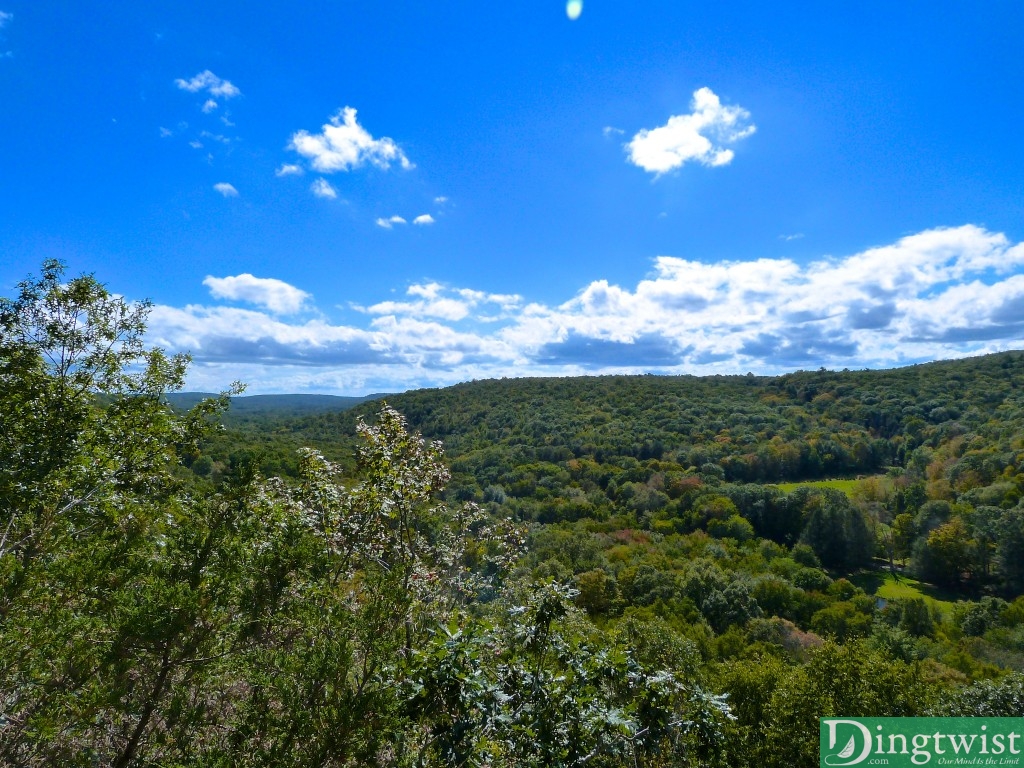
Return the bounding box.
[820,718,1024,767]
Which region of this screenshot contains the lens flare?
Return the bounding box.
[566,0,583,20]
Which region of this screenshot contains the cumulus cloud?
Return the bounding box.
[310,178,337,199]
[376,215,407,229]
[359,282,520,322]
[434,196,448,204]
[201,99,218,113]
[203,274,311,314]
[174,70,241,99]
[275,164,303,177]
[288,107,412,173]
[149,225,1024,394]
[627,87,755,174]
[507,224,1024,370]
[413,214,435,225]
[213,182,238,197]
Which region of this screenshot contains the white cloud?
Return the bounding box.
[456,287,522,310]
[213,182,238,197]
[434,196,448,204]
[370,298,470,322]
[288,107,412,173]
[174,70,241,99]
[310,178,338,199]
[500,224,1024,371]
[201,99,218,113]
[602,126,625,138]
[275,164,303,177]
[358,282,519,322]
[376,215,407,229]
[627,87,755,174]
[200,131,229,144]
[413,214,435,225]
[159,127,173,138]
[146,225,1024,394]
[363,282,522,322]
[203,274,311,314]
[408,283,442,299]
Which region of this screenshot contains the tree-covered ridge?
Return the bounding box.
[250,355,1024,589]
[284,353,1024,483]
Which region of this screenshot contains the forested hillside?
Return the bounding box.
[183,347,1024,757]
[288,354,1024,484]
[6,263,1024,767]
[235,355,1024,588]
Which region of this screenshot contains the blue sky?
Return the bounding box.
[2,2,1023,394]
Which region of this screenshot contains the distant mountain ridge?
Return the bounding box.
[165,392,392,419]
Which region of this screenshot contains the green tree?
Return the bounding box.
[0,260,197,612]
[891,512,916,561]
[914,517,972,587]
[0,262,523,766]
[996,508,1024,593]
[406,583,733,768]
[0,261,240,765]
[810,601,874,642]
[798,491,873,571]
[930,673,1024,717]
[723,642,933,768]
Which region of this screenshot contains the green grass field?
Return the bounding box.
[774,478,863,494]
[849,570,959,618]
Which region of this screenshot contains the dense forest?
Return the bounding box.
[4,262,1024,767]
[215,352,1024,592]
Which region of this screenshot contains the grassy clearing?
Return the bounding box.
[848,570,959,618]
[774,478,864,495]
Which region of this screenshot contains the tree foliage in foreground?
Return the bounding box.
[0,262,733,766]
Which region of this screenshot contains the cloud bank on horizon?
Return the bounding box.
[147,224,1024,394]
